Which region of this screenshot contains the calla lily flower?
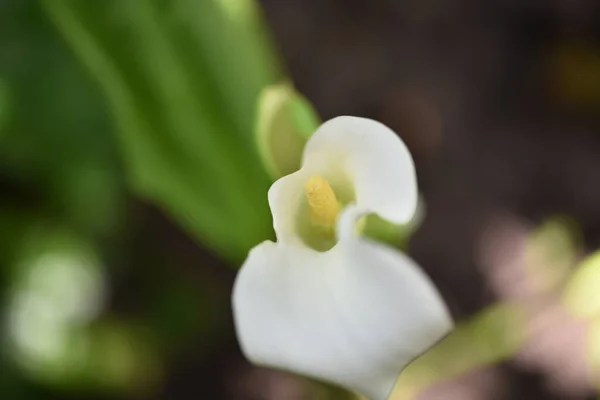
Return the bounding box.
[232,116,452,400]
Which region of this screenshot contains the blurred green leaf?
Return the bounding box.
[563,250,600,319]
[86,321,161,394]
[256,82,320,179]
[0,210,36,269]
[42,0,283,263]
[0,79,9,134]
[0,0,124,239]
[51,161,122,236]
[525,216,580,295]
[392,303,526,399]
[149,280,221,353]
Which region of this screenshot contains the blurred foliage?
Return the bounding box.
[564,250,600,320]
[0,0,123,239]
[42,0,283,263]
[588,319,600,391]
[256,82,320,179]
[525,216,580,295]
[0,79,9,133]
[2,225,159,394]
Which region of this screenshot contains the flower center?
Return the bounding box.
[298,174,354,251]
[304,175,340,232]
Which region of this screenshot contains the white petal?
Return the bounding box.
[232,237,452,400]
[267,168,311,245]
[302,116,418,224]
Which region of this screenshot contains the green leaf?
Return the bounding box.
[563,250,600,319]
[42,0,282,263]
[256,82,320,179]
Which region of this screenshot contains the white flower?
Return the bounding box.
[232,116,452,400]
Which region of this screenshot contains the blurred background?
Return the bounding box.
[1,0,600,399]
